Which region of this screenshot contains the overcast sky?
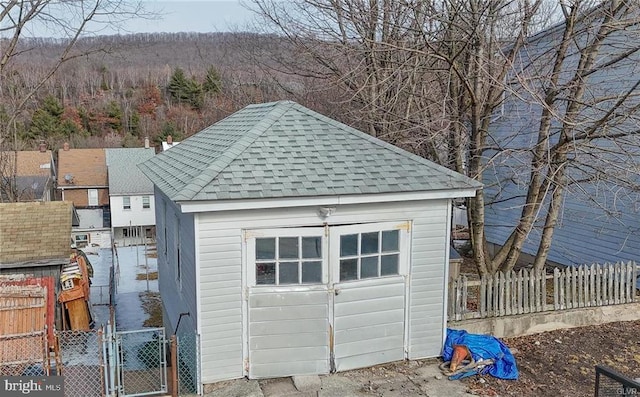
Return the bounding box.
[15,0,257,37]
[116,1,256,35]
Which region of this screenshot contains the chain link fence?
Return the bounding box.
[0,331,48,376]
[595,365,640,396]
[117,327,167,396]
[175,331,200,396]
[57,329,104,397]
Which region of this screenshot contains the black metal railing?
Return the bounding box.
[595,365,640,397]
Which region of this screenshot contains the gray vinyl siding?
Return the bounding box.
[248,290,329,378]
[333,277,405,371]
[408,200,450,358]
[484,15,640,269]
[154,187,197,337]
[197,199,452,383]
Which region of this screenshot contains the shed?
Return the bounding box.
[139,101,482,386]
[0,201,74,333]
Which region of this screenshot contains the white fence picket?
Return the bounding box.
[448,261,637,320]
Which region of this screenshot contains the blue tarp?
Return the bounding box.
[443,328,519,380]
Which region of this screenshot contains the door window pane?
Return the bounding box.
[382,230,399,252]
[253,234,323,286]
[256,238,275,260]
[279,262,299,284]
[340,234,358,256]
[361,232,379,254]
[340,259,358,281]
[256,263,275,284]
[338,227,402,281]
[302,237,322,258]
[360,256,378,278]
[279,237,299,259]
[302,261,322,283]
[381,254,399,275]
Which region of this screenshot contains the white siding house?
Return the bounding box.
[106,148,156,246]
[140,101,482,387]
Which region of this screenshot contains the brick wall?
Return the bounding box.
[0,201,72,263]
[61,188,109,207]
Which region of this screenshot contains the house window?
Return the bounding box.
[142,196,150,209]
[174,214,181,283]
[254,235,323,285]
[123,196,131,210]
[74,234,89,248]
[88,189,98,206]
[123,227,139,238]
[338,230,400,281]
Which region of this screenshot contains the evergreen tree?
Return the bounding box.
[168,68,203,110]
[105,100,123,131]
[203,66,222,95]
[27,95,65,141]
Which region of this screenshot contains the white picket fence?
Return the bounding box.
[448,262,637,321]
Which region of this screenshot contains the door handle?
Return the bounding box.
[334,289,341,296]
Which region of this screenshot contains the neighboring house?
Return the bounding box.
[139,101,481,386]
[484,7,640,268]
[106,147,156,246]
[0,201,74,333]
[57,144,111,248]
[0,145,55,202]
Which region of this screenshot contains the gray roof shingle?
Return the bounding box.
[106,148,156,195]
[139,101,481,201]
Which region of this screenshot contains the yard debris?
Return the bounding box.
[58,249,93,330]
[442,328,518,380]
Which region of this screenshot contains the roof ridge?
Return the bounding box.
[289,103,481,187]
[173,101,296,200]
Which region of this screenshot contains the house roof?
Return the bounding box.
[0,150,53,178]
[105,148,156,195]
[0,201,72,265]
[162,141,181,151]
[140,101,482,202]
[57,148,107,187]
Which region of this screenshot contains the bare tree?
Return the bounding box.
[247,0,550,271]
[0,0,147,201]
[484,0,640,272]
[248,0,640,274]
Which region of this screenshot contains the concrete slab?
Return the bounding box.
[204,379,263,397]
[260,378,316,397]
[293,375,322,392]
[317,375,366,397]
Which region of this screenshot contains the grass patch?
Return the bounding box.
[136,271,158,280]
[140,291,163,328]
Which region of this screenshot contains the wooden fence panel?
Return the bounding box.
[448,261,637,320]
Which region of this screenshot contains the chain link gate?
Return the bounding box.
[110,327,168,397]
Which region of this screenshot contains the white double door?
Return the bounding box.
[246,221,409,378]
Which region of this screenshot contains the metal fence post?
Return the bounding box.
[171,335,178,397]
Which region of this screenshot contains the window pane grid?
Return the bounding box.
[339,230,400,281]
[256,236,323,285]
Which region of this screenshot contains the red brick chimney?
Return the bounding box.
[63,142,70,151]
[166,135,173,144]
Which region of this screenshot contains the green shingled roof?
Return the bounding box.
[139,101,481,201]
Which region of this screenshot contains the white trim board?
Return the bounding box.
[179,189,479,213]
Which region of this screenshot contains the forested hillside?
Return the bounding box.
[0,32,344,150]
